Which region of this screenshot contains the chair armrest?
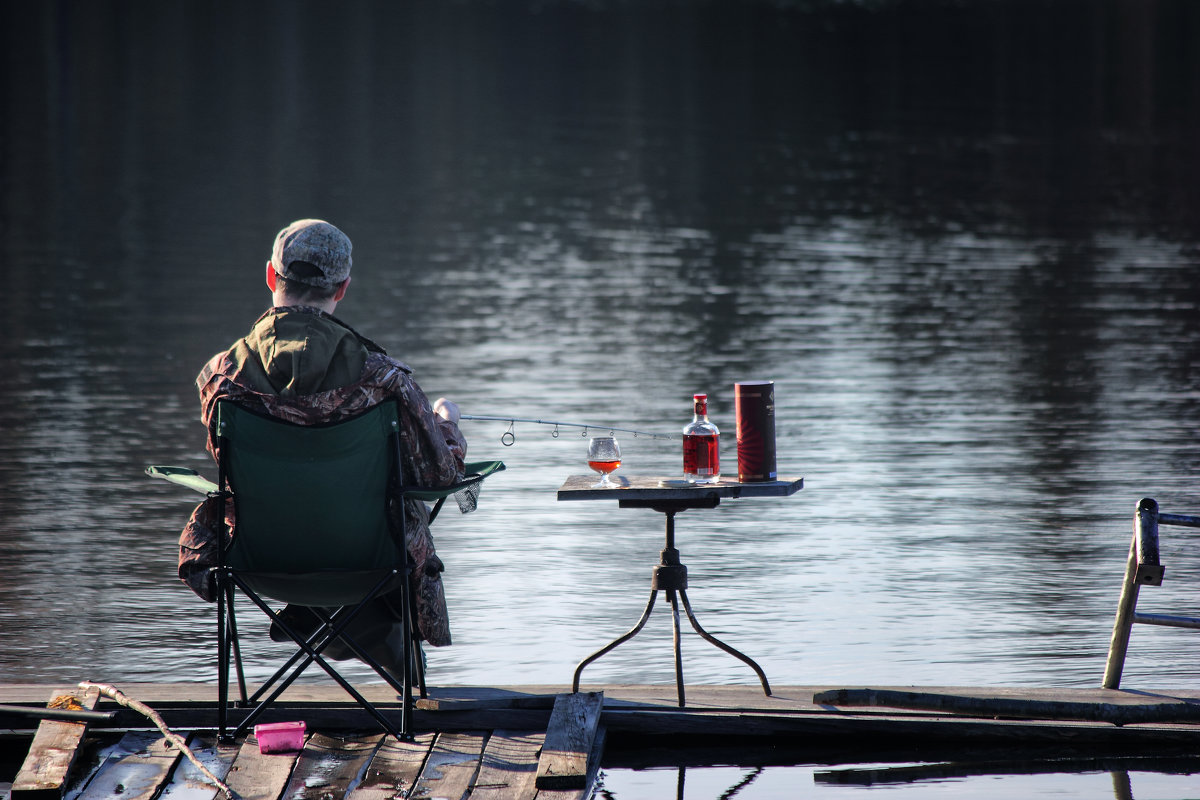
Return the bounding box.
[145,465,219,495]
[404,460,506,501]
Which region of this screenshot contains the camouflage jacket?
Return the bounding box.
[177,306,466,646]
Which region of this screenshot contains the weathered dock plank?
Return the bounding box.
[345,732,434,800]
[411,732,487,800]
[535,693,602,790]
[222,734,301,800]
[280,733,382,800]
[813,687,1200,725]
[17,680,1200,799]
[536,728,605,800]
[10,683,1200,763]
[75,732,183,800]
[469,730,543,800]
[11,686,100,799]
[156,735,240,800]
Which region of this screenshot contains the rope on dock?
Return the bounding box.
[77,681,234,799]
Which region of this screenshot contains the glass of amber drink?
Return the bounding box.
[587,436,622,488]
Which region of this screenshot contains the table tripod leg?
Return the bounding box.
[678,589,773,697]
[668,589,685,707]
[573,589,658,692]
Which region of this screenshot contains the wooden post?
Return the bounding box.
[1103,499,1160,689]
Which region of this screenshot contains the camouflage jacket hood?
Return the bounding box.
[224,306,382,397]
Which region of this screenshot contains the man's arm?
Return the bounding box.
[401,381,467,485]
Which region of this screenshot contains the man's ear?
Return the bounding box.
[333,277,351,301]
[266,262,278,291]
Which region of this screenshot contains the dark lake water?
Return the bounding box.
[4,1,1200,796]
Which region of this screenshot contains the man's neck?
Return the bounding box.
[272,292,338,315]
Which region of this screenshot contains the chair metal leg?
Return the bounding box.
[241,585,408,704]
[408,594,427,700]
[224,583,248,704]
[399,627,413,739]
[217,575,229,742]
[398,564,414,741]
[230,576,409,741]
[233,597,406,741]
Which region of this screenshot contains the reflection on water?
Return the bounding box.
[3,0,1200,715]
[598,760,1200,800]
[598,738,1200,798]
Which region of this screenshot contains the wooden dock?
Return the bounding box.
[5,683,1200,799]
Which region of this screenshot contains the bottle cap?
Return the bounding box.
[693,393,706,400]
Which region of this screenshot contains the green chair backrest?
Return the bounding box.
[216,399,404,583]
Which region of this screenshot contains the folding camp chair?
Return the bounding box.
[148,399,503,741]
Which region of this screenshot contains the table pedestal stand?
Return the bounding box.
[571,498,772,707]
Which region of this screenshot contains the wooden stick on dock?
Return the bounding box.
[78,682,234,799]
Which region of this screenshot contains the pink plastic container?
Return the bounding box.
[254,721,306,753]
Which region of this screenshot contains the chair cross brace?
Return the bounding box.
[218,568,412,742]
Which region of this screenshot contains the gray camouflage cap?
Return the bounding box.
[270,219,352,289]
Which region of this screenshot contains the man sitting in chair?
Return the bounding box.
[177,218,466,676]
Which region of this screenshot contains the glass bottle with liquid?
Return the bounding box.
[682,393,720,483]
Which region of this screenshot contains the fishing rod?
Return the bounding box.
[459,414,678,446]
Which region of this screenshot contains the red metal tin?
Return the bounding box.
[735,381,776,482]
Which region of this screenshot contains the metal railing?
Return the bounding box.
[1103,498,1200,689]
